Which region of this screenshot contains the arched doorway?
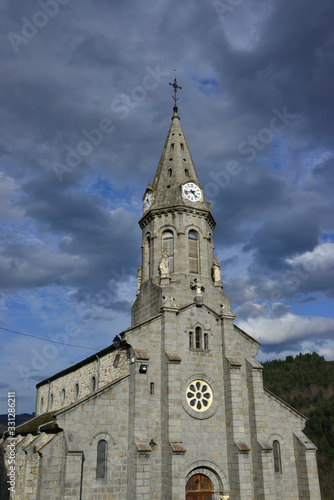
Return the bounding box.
[186,474,212,499]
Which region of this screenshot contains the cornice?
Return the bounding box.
[139,205,216,230]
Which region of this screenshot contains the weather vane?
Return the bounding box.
[169,70,182,109]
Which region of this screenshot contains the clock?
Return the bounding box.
[143,190,153,211]
[183,182,202,202]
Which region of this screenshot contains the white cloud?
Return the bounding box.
[286,242,334,273]
[236,311,334,345]
[221,2,275,52]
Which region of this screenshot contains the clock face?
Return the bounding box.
[143,190,153,211]
[183,182,202,202]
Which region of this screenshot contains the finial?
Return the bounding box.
[169,70,182,112]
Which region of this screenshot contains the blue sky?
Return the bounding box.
[0,0,334,413]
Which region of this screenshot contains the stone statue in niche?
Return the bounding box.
[212,256,222,286]
[136,265,142,295]
[158,247,170,277]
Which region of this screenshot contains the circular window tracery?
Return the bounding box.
[186,379,213,412]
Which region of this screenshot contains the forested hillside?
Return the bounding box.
[262,352,334,499]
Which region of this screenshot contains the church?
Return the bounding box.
[0,84,321,499]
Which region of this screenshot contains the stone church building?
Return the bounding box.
[1,94,321,499]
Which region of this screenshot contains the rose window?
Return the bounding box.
[186,380,213,412]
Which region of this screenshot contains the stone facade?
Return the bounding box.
[35,345,129,415]
[0,105,321,499]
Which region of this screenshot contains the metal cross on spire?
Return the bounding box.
[169,71,182,110]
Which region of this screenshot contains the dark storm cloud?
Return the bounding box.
[0,0,333,389]
[0,168,140,294]
[245,211,320,270]
[0,0,333,418]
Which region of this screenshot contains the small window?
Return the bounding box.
[40,397,44,412]
[180,143,184,151]
[74,383,79,399]
[171,143,174,150]
[204,333,209,350]
[50,393,54,409]
[113,353,120,368]
[168,168,172,177]
[61,388,66,404]
[188,230,199,274]
[162,230,174,273]
[273,440,282,474]
[195,327,201,349]
[189,331,193,349]
[96,440,107,479]
[150,382,154,395]
[185,168,189,177]
[91,375,96,392]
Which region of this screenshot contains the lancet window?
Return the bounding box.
[96,440,108,478]
[188,230,199,274]
[162,230,174,272]
[273,440,282,473]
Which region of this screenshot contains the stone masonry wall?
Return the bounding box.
[36,347,129,415]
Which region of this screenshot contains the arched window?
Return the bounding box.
[61,388,66,404]
[91,375,96,392]
[189,328,209,351]
[74,383,79,399]
[144,235,151,280]
[50,393,54,409]
[188,230,199,274]
[40,397,44,412]
[195,327,201,349]
[96,440,108,479]
[162,230,174,272]
[273,440,282,473]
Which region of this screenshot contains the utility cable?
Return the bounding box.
[0,325,102,350]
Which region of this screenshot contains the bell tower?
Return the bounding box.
[131,79,229,326]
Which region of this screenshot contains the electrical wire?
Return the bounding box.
[0,325,101,350]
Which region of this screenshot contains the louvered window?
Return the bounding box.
[188,230,199,274]
[162,230,174,272]
[144,235,151,279]
[96,440,107,478]
[273,440,282,473]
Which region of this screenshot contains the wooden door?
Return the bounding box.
[186,474,212,499]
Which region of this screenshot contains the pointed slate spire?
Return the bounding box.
[150,106,211,212]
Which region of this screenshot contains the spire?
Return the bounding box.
[144,79,211,214]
